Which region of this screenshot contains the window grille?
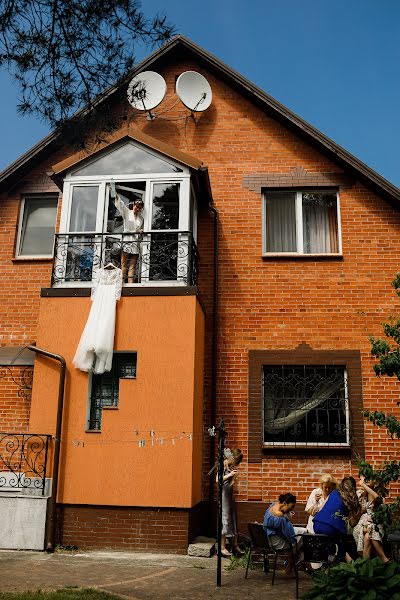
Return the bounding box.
[263,365,349,447]
[88,353,136,430]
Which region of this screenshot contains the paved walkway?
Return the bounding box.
[0,550,311,600]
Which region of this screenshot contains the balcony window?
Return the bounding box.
[54,141,196,286]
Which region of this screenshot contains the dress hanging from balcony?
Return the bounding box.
[73,266,122,374]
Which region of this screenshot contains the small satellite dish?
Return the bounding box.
[176,71,212,112]
[127,71,167,111]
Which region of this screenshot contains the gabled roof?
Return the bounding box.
[1,34,399,205]
[51,126,205,177]
[49,126,213,205]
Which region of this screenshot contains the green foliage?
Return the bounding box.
[225,547,253,571]
[364,411,400,440]
[359,272,400,533]
[302,557,400,600]
[0,0,174,129]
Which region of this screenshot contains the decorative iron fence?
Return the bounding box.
[0,433,52,495]
[263,365,349,447]
[51,232,198,286]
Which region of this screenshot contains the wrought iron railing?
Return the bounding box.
[0,433,52,495]
[51,231,198,286]
[263,365,349,447]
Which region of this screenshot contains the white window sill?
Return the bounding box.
[13,256,53,261]
[262,253,343,259]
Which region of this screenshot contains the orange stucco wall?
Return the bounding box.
[29,294,204,508]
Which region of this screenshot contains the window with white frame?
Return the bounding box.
[263,190,341,254]
[56,140,195,285]
[263,365,349,447]
[17,196,58,257]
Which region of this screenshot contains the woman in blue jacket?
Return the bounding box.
[313,476,361,562]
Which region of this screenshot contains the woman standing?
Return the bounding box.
[305,474,337,533]
[219,448,243,557]
[353,476,389,562]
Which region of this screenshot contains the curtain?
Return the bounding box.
[264,373,344,434]
[302,193,338,253]
[266,192,296,252]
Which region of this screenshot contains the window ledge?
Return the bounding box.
[262,254,343,261]
[262,444,351,454]
[13,257,53,262]
[85,429,102,433]
[102,406,118,410]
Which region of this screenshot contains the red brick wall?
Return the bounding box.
[0,52,400,528]
[57,505,193,553]
[0,368,32,431]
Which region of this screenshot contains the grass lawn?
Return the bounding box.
[0,590,122,600]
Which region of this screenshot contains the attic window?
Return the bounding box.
[72,142,183,176]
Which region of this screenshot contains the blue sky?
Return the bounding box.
[1,0,400,186]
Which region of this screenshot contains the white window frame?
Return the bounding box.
[262,366,350,448]
[262,189,343,256]
[57,141,193,287]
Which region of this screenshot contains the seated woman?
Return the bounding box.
[263,493,307,575]
[313,476,361,562]
[305,473,337,533]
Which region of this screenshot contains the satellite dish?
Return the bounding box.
[127,71,166,111]
[176,71,212,112]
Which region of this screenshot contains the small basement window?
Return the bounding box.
[88,353,136,431]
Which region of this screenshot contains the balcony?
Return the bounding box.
[51,232,198,287]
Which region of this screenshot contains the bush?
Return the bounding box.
[302,557,400,600]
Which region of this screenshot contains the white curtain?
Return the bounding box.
[266,192,296,252]
[264,373,343,434]
[302,194,338,253]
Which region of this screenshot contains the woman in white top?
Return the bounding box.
[114,194,144,283]
[305,473,337,533]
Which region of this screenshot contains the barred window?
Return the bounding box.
[263,365,349,447]
[88,353,136,431]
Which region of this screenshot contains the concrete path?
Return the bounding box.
[0,550,311,600]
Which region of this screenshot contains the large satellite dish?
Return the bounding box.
[176,71,212,112]
[127,71,167,111]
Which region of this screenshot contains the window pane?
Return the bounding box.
[89,353,136,430]
[69,186,99,232]
[151,183,179,230]
[302,193,338,253]
[265,192,296,252]
[107,181,146,234]
[263,365,347,445]
[19,198,57,256]
[73,142,182,176]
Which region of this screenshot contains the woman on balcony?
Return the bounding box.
[114,194,144,283]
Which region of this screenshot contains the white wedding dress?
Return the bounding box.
[73,267,122,374]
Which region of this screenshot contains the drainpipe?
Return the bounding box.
[208,205,219,504]
[27,344,66,553]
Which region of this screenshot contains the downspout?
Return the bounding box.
[208,204,219,504]
[27,344,66,553]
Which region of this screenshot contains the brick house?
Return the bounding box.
[1,35,400,552]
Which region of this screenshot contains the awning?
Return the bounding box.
[0,346,35,366]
